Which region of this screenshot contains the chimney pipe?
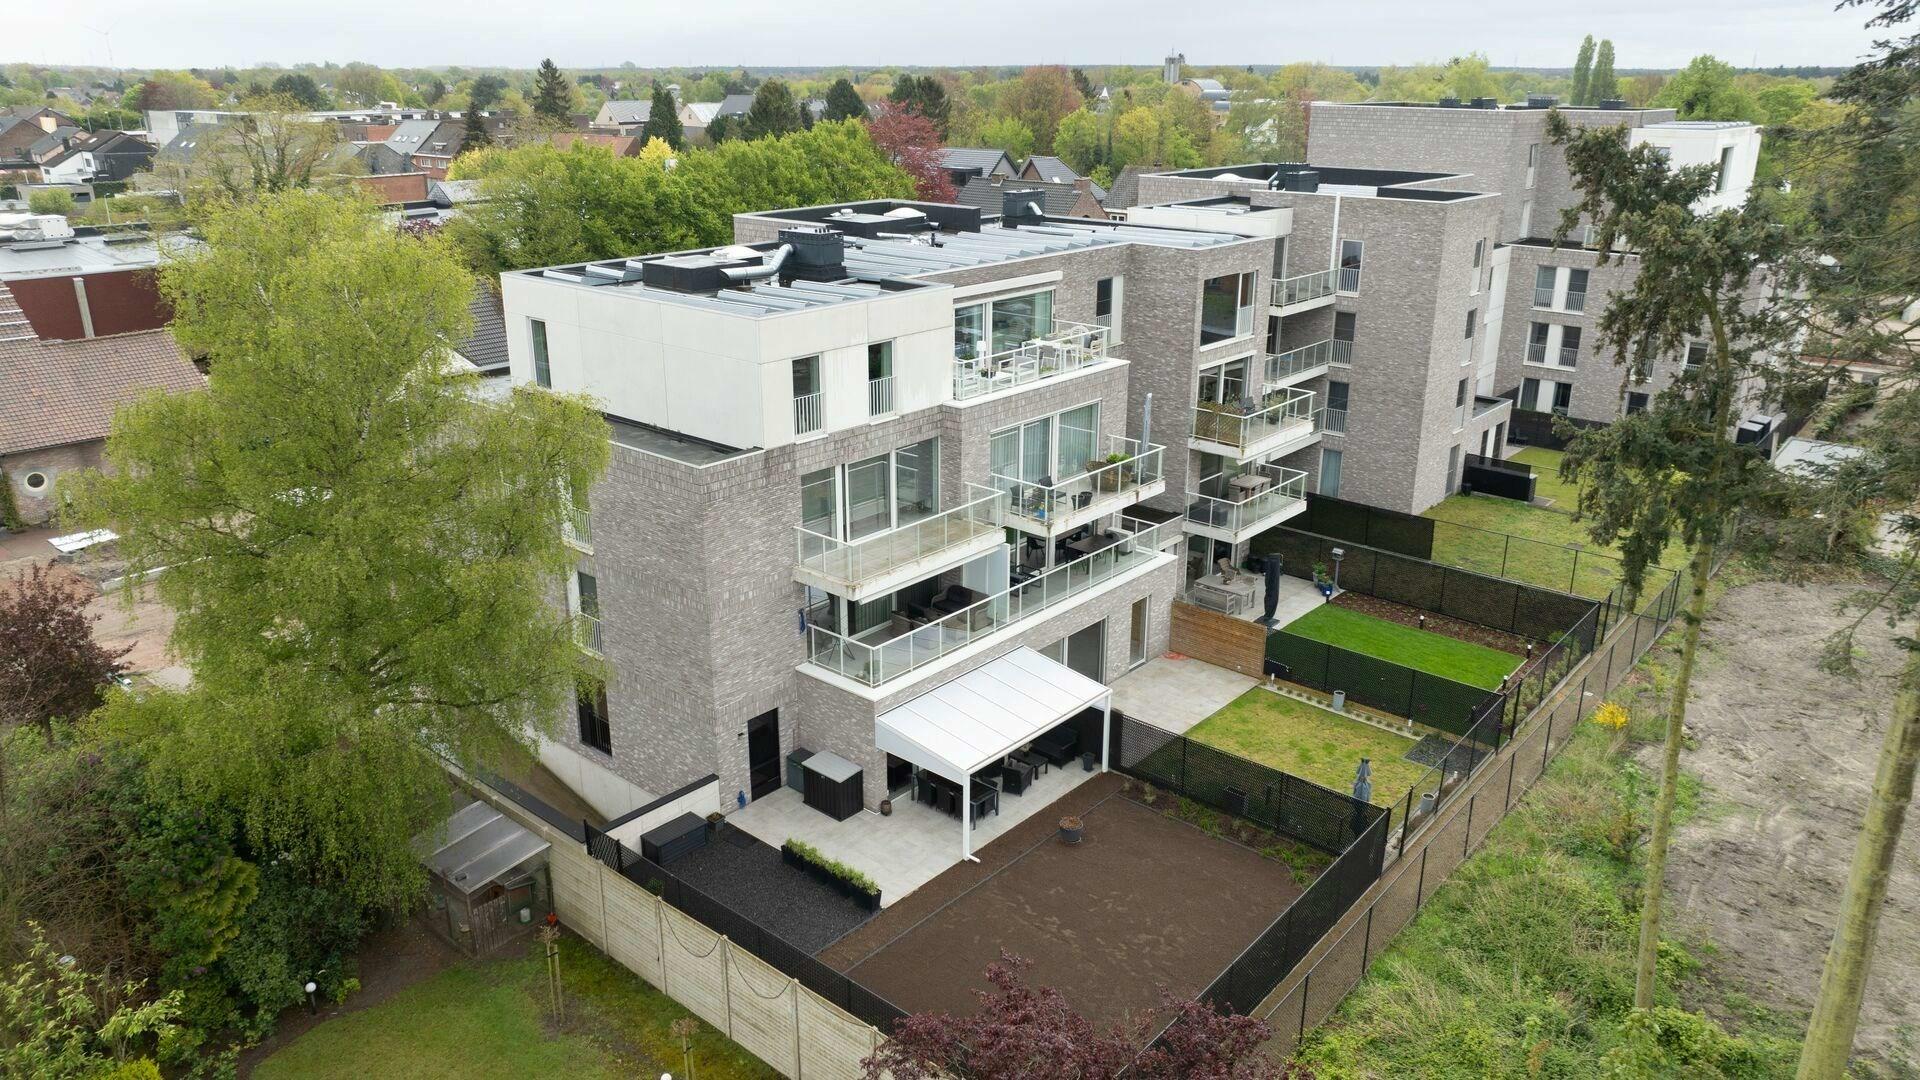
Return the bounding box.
[71,277,95,339]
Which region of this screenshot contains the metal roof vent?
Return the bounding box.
[1597,98,1628,110]
[778,225,847,281]
[1525,93,1559,109]
[1001,188,1046,225]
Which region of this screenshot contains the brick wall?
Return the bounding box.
[2,440,102,524]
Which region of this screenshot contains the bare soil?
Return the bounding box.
[1655,579,1918,1066]
[1,547,183,686]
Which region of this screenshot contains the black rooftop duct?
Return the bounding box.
[1597,98,1628,110]
[1001,188,1046,225]
[778,225,846,280]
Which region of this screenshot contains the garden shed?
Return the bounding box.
[419,800,552,956]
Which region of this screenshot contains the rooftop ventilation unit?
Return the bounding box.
[639,251,761,293]
[778,225,847,281]
[1470,97,1499,109]
[1001,188,1046,225]
[1268,166,1319,193]
[1438,95,1462,108]
[1524,94,1559,109]
[1597,98,1628,110]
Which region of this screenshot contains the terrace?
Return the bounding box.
[793,484,1007,602]
[1189,386,1319,460]
[1184,462,1310,546]
[993,435,1167,539]
[1271,268,1338,313]
[951,320,1116,401]
[1264,337,1346,389]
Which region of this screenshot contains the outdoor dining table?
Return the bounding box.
[969,780,1000,823]
[1013,750,1050,778]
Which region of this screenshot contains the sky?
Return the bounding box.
[7,0,1887,72]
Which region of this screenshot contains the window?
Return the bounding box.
[992,404,1101,488]
[1520,377,1541,411]
[1625,391,1650,415]
[1717,145,1736,193]
[867,341,894,416]
[1318,447,1343,496]
[530,318,551,388]
[1325,380,1350,412]
[1338,240,1364,292]
[1273,236,1289,279]
[1445,445,1462,493]
[1196,356,1251,405]
[954,302,986,360]
[1464,309,1477,340]
[1520,376,1572,414]
[22,470,48,492]
[1470,238,1485,293]
[1528,321,1551,364]
[1200,272,1254,344]
[1564,268,1589,313]
[1685,341,1708,368]
[1454,378,1470,430]
[1333,311,1357,342]
[1519,199,1534,238]
[954,291,1055,360]
[1558,325,1581,367]
[1552,381,1573,415]
[1533,265,1557,309]
[1094,276,1123,343]
[800,467,838,538]
[577,687,611,753]
[792,355,822,435]
[803,437,941,543]
[575,570,599,620]
[1526,142,1540,188]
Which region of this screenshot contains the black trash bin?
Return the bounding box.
[1080,751,1097,772]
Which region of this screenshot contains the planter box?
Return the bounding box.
[782,847,882,912]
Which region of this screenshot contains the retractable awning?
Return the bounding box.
[875,646,1113,860]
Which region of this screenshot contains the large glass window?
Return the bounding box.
[1534,265,1557,309]
[1528,321,1551,364]
[1338,240,1364,292]
[1200,272,1253,344]
[954,303,986,360]
[1319,447,1343,496]
[894,437,938,526]
[800,467,838,538]
[577,688,611,753]
[1095,277,1123,342]
[1333,311,1356,342]
[992,291,1054,355]
[1057,404,1099,475]
[1564,268,1589,312]
[1326,380,1350,411]
[1197,355,1251,405]
[844,454,893,540]
[530,318,551,387]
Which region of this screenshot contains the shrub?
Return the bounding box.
[28,189,75,216]
[782,839,878,894]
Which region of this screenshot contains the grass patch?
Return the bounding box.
[1509,446,1579,508]
[1424,492,1687,606]
[255,937,777,1080]
[1187,688,1428,809]
[1283,604,1521,690]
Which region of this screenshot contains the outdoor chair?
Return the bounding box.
[1032,725,1079,767]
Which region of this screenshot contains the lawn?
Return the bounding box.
[1508,446,1579,508]
[1283,603,1521,690]
[1422,491,1685,605]
[254,937,777,1080]
[1187,688,1429,808]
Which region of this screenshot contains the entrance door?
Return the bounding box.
[1063,620,1106,684]
[746,709,781,800]
[1129,596,1150,669]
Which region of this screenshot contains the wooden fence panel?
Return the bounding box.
[725,948,802,1075]
[660,905,732,1034]
[798,991,881,1079]
[600,878,664,987]
[1171,600,1267,676]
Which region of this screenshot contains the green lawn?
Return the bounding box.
[255,938,777,1080]
[1508,446,1579,508]
[1422,489,1687,607]
[1284,604,1521,690]
[1188,689,1429,808]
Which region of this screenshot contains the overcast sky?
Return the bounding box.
[8,0,1884,72]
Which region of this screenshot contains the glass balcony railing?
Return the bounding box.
[1271,268,1336,307]
[1185,466,1309,537]
[1190,386,1317,454]
[804,518,1180,687]
[993,436,1164,529]
[1263,338,1348,388]
[952,321,1111,401]
[794,483,1005,592]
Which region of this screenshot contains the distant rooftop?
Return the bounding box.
[833,215,1247,278]
[1328,99,1661,112]
[515,241,935,317]
[0,226,189,280]
[1156,163,1485,202]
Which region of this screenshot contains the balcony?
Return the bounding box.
[1270,269,1336,312]
[1182,464,1309,544]
[793,483,1007,602]
[952,321,1111,401]
[1319,407,1347,435]
[993,436,1167,539]
[1337,266,1362,294]
[1263,338,1345,390]
[1189,386,1319,461]
[803,518,1181,689]
[794,391,823,437]
[573,611,603,656]
[561,504,592,552]
[1474,394,1510,420]
[868,376,895,417]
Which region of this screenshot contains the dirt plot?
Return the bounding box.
[1660,579,1918,1064]
[846,788,1300,1027]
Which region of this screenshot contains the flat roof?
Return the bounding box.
[0,230,184,280]
[838,217,1245,278]
[1153,163,1485,202]
[519,252,926,317]
[605,413,756,466]
[1643,120,1756,130]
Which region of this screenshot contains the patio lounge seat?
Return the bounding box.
[996,759,1033,795]
[1031,724,1079,766]
[928,585,985,618]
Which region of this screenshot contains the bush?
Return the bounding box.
[782,838,878,894]
[28,189,76,216]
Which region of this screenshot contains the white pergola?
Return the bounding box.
[874,646,1113,861]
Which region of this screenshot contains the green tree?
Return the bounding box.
[1572,35,1596,105]
[1110,108,1159,170]
[1755,80,1818,125]
[1590,40,1619,104]
[0,923,180,1078]
[467,74,508,114]
[153,95,353,206]
[531,58,575,125]
[1051,108,1104,174]
[267,73,328,110]
[979,116,1035,161]
[70,191,610,912]
[823,77,867,122]
[458,112,493,155]
[1653,55,1763,121]
[129,71,217,112]
[888,75,950,137]
[640,83,684,150]
[1548,108,1792,1013]
[745,79,804,140]
[1001,65,1082,154]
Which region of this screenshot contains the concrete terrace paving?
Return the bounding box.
[726,761,1100,907]
[1111,654,1256,735]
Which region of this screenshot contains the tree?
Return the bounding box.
[887,75,950,137]
[1110,108,1160,171]
[640,84,683,150]
[1572,35,1597,106]
[129,71,216,112]
[1002,66,1082,154]
[1653,55,1763,122]
[69,190,610,911]
[1051,108,1104,174]
[745,79,804,140]
[458,112,493,155]
[531,58,575,126]
[704,114,741,143]
[823,78,867,122]
[154,95,354,205]
[1590,40,1619,104]
[867,103,955,202]
[0,922,180,1078]
[267,72,328,110]
[26,190,74,216]
[861,954,1282,1080]
[1547,107,1792,1012]
[0,563,130,739]
[467,74,508,114]
[421,76,448,106]
[1071,68,1097,101]
[979,116,1034,162]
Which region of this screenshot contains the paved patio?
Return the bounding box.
[1111,654,1256,735]
[725,760,1101,907]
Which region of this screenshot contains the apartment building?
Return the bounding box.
[501,197,1287,817]
[1124,164,1512,520]
[1305,101,1767,427]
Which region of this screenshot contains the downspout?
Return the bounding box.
[1328,193,1343,282]
[71,277,95,338]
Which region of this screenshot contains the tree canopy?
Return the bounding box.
[1653,55,1764,122]
[640,83,684,149]
[531,58,576,125]
[823,77,867,122]
[745,79,805,139]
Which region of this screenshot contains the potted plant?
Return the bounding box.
[1311,560,1335,599]
[1058,815,1084,844]
[1092,450,1135,491]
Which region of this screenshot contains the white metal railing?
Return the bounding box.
[1185,465,1309,536]
[1564,290,1587,313]
[1320,407,1348,434]
[952,321,1110,401]
[1454,403,1468,430]
[1271,268,1336,307]
[868,376,894,417]
[794,392,823,436]
[1190,386,1317,453]
[573,611,603,655]
[1338,266,1362,293]
[562,504,592,549]
[1263,338,1347,387]
[794,483,1005,589]
[804,518,1179,687]
[1533,286,1555,309]
[1558,346,1579,367]
[993,436,1165,528]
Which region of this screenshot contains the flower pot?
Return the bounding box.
[880,798,892,816]
[1059,817,1083,845]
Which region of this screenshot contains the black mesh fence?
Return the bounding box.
[1113,712,1386,854]
[1296,494,1436,559]
[1265,632,1504,743]
[1191,810,1390,1015]
[581,823,908,1032]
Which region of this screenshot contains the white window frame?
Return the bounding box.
[1095,275,1125,345]
[529,317,551,388]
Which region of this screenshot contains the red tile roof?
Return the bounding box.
[352,172,433,206]
[0,295,204,455]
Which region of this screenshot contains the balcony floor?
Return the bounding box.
[1188,423,1321,464]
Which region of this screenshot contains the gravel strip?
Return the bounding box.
[668,829,872,954]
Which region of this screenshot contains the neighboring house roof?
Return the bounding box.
[27,126,83,162]
[1018,155,1106,199]
[954,175,1108,220]
[428,178,484,206]
[383,118,443,157]
[939,147,1016,178]
[685,101,723,125]
[414,122,462,159]
[1775,436,1869,478]
[157,123,219,163]
[1102,165,1153,211]
[353,172,433,206]
[595,100,652,127]
[547,131,640,156]
[455,287,509,374]
[0,295,204,455]
[716,93,755,118]
[354,141,412,175]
